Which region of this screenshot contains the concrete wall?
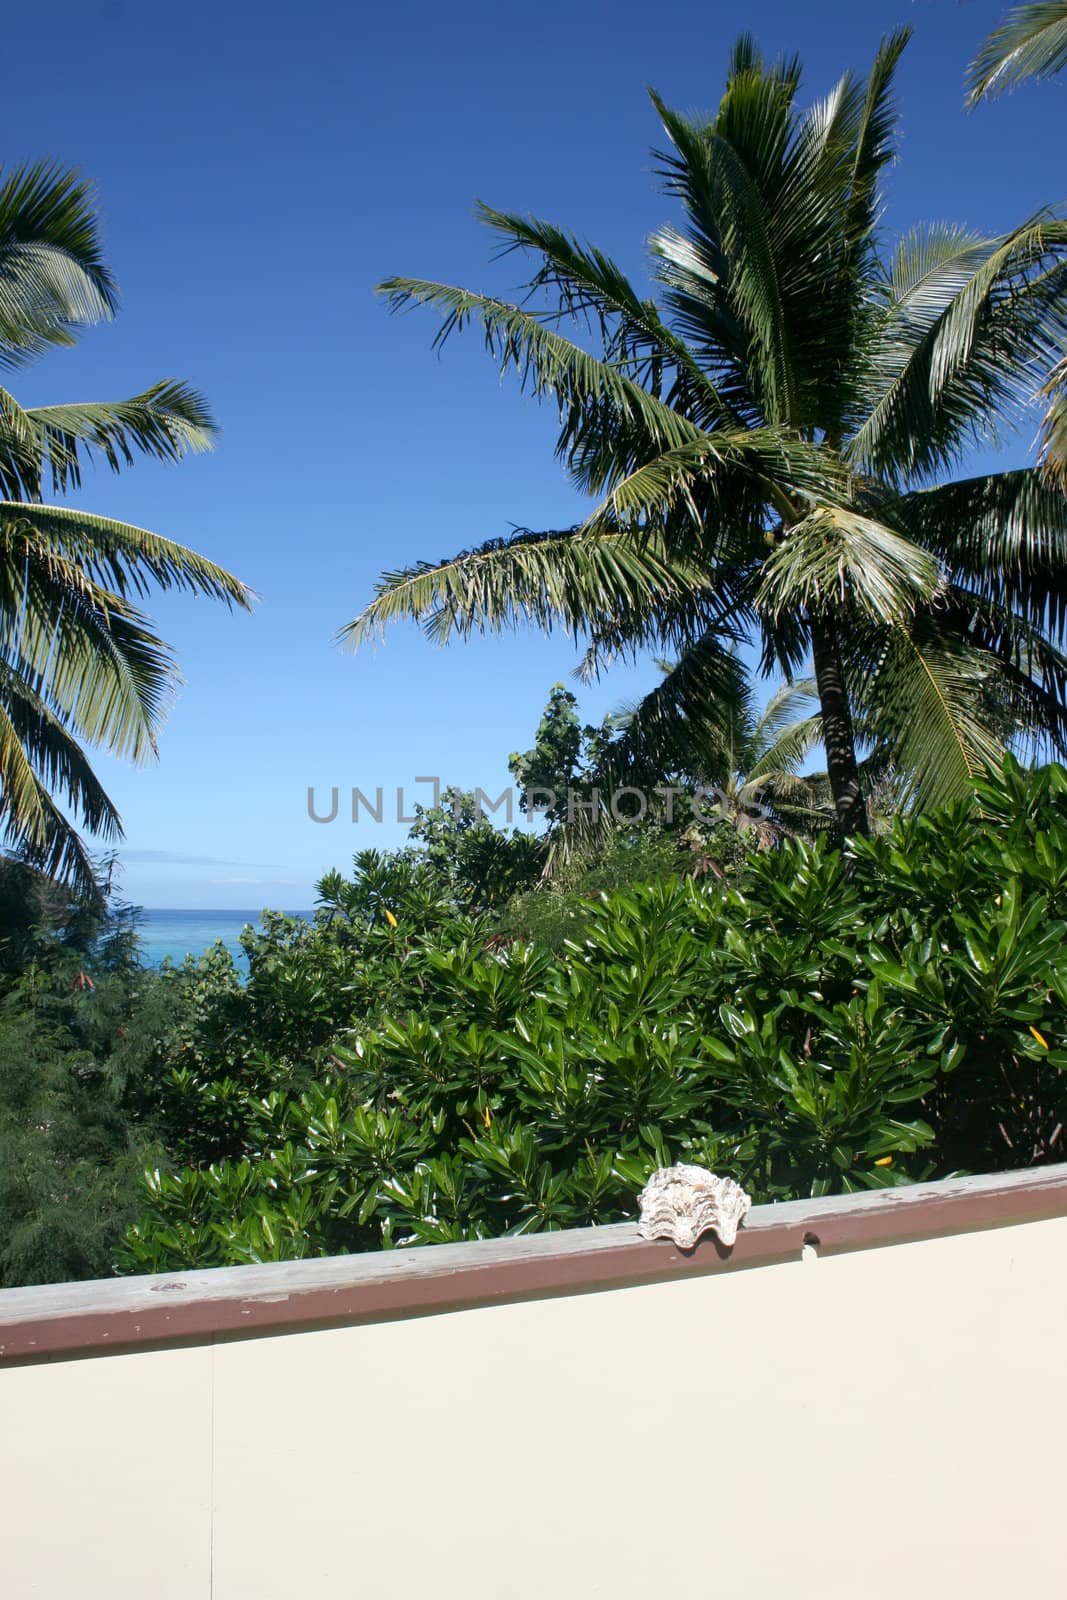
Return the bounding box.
[3,1182,1066,1597]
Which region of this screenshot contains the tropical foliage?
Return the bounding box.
[0,162,250,889]
[4,757,1067,1285]
[348,31,1067,835]
[505,669,823,878]
[113,758,1067,1272]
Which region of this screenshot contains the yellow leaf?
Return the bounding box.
[483,1105,492,1129]
[1030,1026,1049,1050]
[874,1156,893,1168]
[384,909,398,928]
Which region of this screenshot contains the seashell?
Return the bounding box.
[636,1164,752,1250]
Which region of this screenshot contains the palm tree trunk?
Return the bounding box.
[809,612,869,838]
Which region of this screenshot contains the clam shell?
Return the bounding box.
[636,1163,752,1249]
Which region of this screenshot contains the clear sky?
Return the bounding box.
[4,0,1061,907]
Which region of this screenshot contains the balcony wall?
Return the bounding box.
[2,1165,1066,1599]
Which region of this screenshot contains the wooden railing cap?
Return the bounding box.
[3,1163,1066,1365]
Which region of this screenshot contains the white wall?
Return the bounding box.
[4,1212,1066,1599]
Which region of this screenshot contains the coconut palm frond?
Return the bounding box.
[0,503,251,607]
[850,623,1007,809]
[5,380,216,498]
[966,1,1067,104]
[474,203,747,436]
[0,660,122,839]
[854,218,1067,479]
[893,468,1067,634]
[596,632,753,787]
[0,164,247,888]
[378,278,705,462]
[746,714,824,785]
[339,524,711,651]
[758,506,942,627]
[1,535,175,762]
[749,676,819,747]
[0,161,117,369]
[1038,355,1067,486]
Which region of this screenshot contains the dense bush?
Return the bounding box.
[0,862,164,1285]
[3,759,1064,1284]
[120,758,1067,1272]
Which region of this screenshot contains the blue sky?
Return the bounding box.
[4,0,1062,907]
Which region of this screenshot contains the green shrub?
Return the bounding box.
[120,759,1067,1272]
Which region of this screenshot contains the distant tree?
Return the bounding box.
[509,685,616,827]
[512,667,823,854]
[407,788,545,910]
[0,162,250,889]
[606,659,823,839]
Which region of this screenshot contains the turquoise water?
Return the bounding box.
[136,909,314,969]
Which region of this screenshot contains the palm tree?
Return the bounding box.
[600,652,822,838]
[967,4,1067,484]
[347,32,1067,838]
[0,162,250,887]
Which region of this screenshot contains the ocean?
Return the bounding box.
[136,909,315,969]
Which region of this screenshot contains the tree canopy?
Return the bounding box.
[349,32,1067,835]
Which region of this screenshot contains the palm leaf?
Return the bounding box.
[853,217,1067,478]
[0,503,251,606]
[966,1,1067,103]
[338,524,709,650]
[0,161,117,369]
[0,524,176,759]
[650,34,908,441]
[892,468,1067,634]
[0,773,108,896]
[651,90,798,426]
[474,203,746,437]
[592,631,752,785]
[0,659,121,840]
[0,385,49,499]
[0,680,113,897]
[758,506,942,626]
[840,29,911,247]
[376,277,703,465]
[584,429,845,538]
[743,677,823,792]
[749,675,819,749]
[1038,353,1067,485]
[8,380,216,497]
[744,715,823,786]
[572,568,753,683]
[933,585,1067,757]
[850,622,1007,808]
